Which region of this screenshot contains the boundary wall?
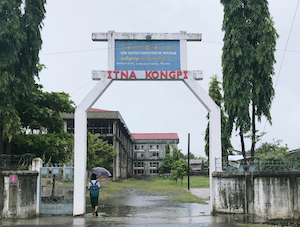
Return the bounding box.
[212,172,300,219]
[0,170,38,218]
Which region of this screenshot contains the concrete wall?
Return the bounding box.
[0,171,38,218]
[212,172,300,219]
[113,120,133,180]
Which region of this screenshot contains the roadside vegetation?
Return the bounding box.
[93,176,209,204]
[236,223,300,227]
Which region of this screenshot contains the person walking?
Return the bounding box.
[88,173,100,216]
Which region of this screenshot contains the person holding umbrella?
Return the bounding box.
[88,173,100,216]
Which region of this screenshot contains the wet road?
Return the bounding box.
[1,188,264,227]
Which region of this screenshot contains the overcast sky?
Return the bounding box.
[39,0,300,158]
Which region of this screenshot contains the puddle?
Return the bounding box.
[86,187,211,219]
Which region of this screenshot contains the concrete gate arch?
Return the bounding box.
[73,31,221,216]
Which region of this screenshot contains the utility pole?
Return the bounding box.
[188,133,190,190]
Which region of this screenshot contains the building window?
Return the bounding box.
[135,169,144,174]
[150,151,159,157]
[66,119,74,134]
[87,119,114,135]
[135,162,144,168]
[135,145,144,150]
[107,121,113,134]
[150,169,159,174]
[150,162,159,167]
[150,145,159,150]
[134,151,144,158]
[134,162,144,175]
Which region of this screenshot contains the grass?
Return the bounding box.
[235,224,292,227]
[96,175,210,204]
[235,223,300,227]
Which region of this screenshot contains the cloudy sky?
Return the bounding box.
[39,0,300,158]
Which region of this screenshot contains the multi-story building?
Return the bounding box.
[61,108,134,180]
[132,133,179,176]
[61,108,179,178]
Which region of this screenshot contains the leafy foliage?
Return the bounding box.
[87,132,116,174]
[172,145,181,162]
[159,144,192,183]
[256,139,289,157]
[0,1,76,165]
[182,152,196,160]
[205,75,232,160]
[11,132,73,164]
[171,158,190,185]
[256,140,291,171]
[221,0,278,159]
[157,153,173,175]
[0,0,46,154]
[201,159,205,174]
[165,142,170,155]
[10,87,75,164]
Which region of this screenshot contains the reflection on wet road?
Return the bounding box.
[1,188,265,226]
[96,188,210,219]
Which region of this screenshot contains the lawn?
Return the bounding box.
[235,224,299,227]
[96,175,209,204]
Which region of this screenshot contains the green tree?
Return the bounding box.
[87,132,115,173]
[158,153,173,176]
[182,152,196,160]
[256,140,289,171]
[172,145,181,162]
[0,0,46,155]
[10,88,75,164]
[171,158,190,185]
[165,142,170,155]
[221,0,278,162]
[205,75,232,161]
[201,159,205,174]
[11,132,73,164]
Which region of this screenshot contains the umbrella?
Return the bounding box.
[90,167,112,177]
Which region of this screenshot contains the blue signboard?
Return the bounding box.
[115,40,180,70]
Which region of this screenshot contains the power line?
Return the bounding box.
[40,43,300,56]
[70,81,94,95]
[41,48,107,56]
[274,0,300,90]
[261,0,300,143]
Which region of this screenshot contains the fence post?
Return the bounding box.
[31,157,43,215]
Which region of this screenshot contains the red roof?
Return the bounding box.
[131,133,179,140]
[88,108,110,112]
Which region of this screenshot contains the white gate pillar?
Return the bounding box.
[73,77,113,216]
[31,157,43,215]
[183,77,222,212]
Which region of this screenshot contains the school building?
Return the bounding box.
[61,108,179,179]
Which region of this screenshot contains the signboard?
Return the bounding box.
[115,40,180,70]
[92,70,203,80]
[9,175,18,185]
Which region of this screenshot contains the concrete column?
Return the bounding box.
[180,31,188,70]
[31,157,43,215]
[73,75,113,215]
[113,120,120,180]
[73,108,87,215]
[183,77,222,213]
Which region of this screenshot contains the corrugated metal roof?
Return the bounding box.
[132,133,179,140]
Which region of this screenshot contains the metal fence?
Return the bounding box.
[216,157,300,172]
[40,167,74,215]
[0,153,35,170]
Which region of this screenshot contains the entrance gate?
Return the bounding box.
[73,31,222,215]
[39,167,74,215]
